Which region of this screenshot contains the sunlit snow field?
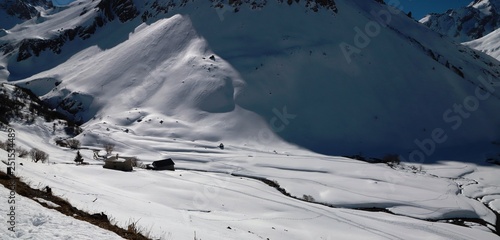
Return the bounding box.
[1,120,499,239]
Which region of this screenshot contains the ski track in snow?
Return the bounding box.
[1,138,499,239]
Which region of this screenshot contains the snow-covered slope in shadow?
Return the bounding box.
[180,0,500,158]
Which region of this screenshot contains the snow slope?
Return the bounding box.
[0,184,123,239]
[465,28,500,60]
[0,1,500,238]
[1,0,500,159]
[420,0,500,70]
[1,121,499,239]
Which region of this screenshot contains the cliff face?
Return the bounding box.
[1,0,51,20]
[0,0,53,30]
[11,0,140,62]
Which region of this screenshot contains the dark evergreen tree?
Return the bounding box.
[74,151,84,165]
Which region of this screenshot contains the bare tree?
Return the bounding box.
[302,194,315,202]
[67,139,81,149]
[30,148,49,163]
[16,146,29,158]
[104,143,115,155]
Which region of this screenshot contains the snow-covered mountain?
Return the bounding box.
[420,0,500,43]
[1,0,500,159]
[419,0,500,61]
[0,0,53,30]
[1,1,500,239]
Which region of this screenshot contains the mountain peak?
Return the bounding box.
[420,0,500,42]
[469,0,500,10]
[468,0,500,16]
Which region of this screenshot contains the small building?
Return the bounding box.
[103,155,133,171]
[151,158,175,171]
[92,150,106,160]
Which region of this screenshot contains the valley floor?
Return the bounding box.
[1,121,500,239]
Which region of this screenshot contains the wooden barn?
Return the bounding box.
[103,155,133,172]
[151,158,175,171]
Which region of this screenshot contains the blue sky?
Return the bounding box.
[51,0,75,7]
[397,0,474,19]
